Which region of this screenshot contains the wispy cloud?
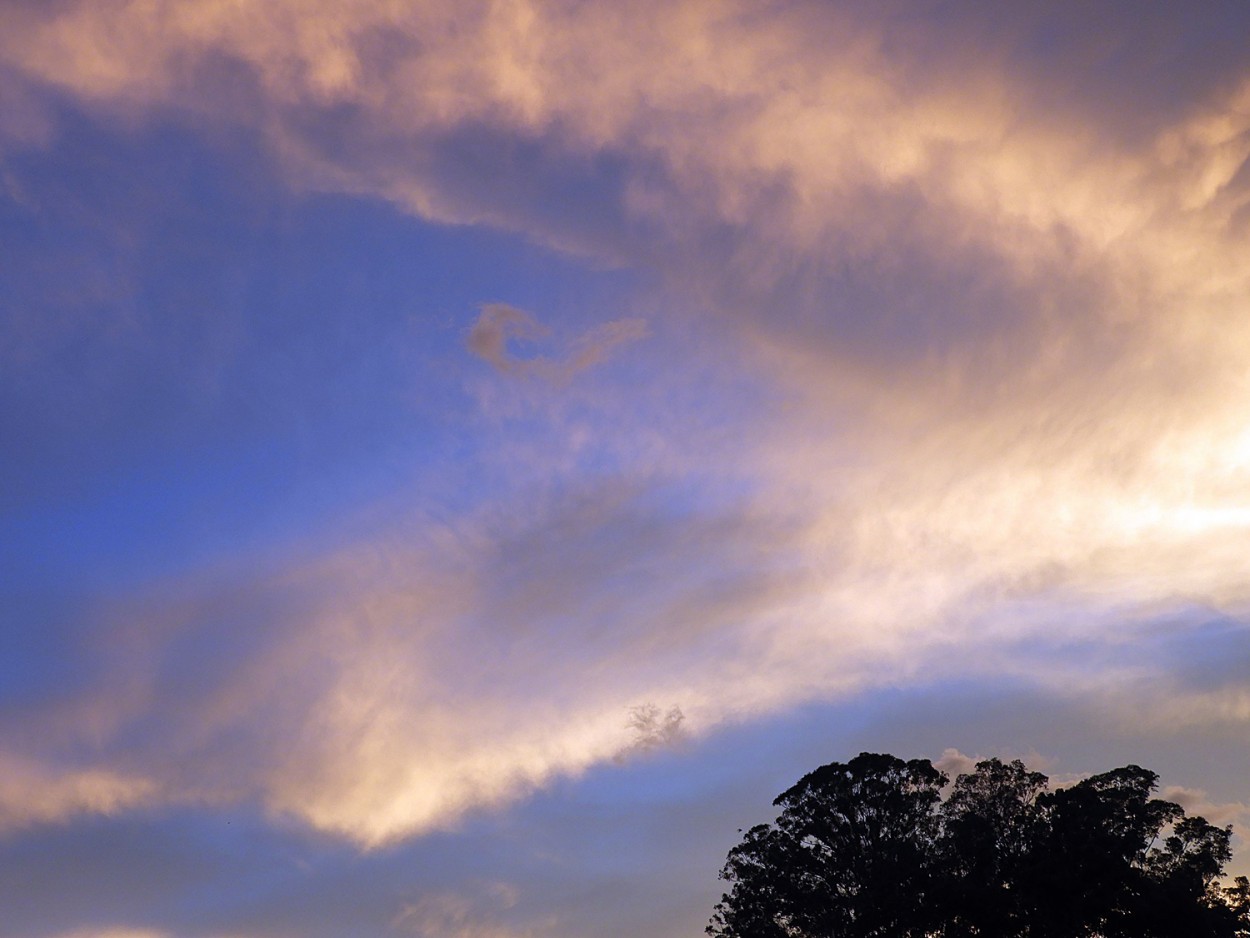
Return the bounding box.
[467,303,648,384]
[392,883,547,938]
[0,755,157,833]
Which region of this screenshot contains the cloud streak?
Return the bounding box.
[0,755,157,832]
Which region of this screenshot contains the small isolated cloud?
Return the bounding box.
[933,747,977,781]
[467,304,550,374]
[468,303,647,383]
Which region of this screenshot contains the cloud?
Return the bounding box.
[1159,783,1250,865]
[564,317,651,377]
[1160,785,1250,829]
[5,1,1248,408]
[392,883,547,938]
[9,0,1242,448]
[933,748,977,781]
[932,748,1061,790]
[624,703,686,756]
[241,487,814,846]
[0,480,813,847]
[3,460,1233,850]
[467,304,550,374]
[468,302,647,384]
[0,755,157,833]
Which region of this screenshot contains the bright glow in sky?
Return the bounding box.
[3,1,1250,935]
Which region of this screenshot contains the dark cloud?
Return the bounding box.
[468,302,648,383]
[467,303,550,373]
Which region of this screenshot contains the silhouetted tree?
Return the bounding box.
[708,753,945,938]
[709,753,1247,938]
[939,757,1047,936]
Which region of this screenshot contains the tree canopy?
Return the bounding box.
[709,752,1249,938]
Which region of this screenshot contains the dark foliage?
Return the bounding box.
[709,753,1247,938]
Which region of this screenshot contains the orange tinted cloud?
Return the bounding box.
[0,754,157,832]
[468,303,648,383]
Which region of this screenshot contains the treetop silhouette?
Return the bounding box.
[709,752,1249,938]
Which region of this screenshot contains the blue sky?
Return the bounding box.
[3,2,1250,935]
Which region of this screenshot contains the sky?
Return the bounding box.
[3,1,1250,935]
